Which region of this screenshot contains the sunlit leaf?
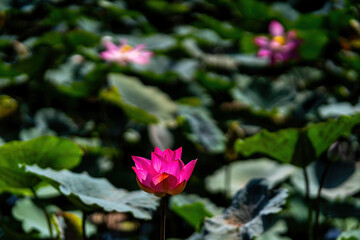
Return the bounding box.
[189,179,288,240]
[45,58,96,97]
[0,136,83,195]
[256,220,291,240]
[307,115,360,157]
[0,63,28,90]
[337,229,360,240]
[115,34,177,51]
[205,158,296,197]
[12,198,59,238]
[24,165,159,220]
[20,108,79,141]
[179,106,226,153]
[291,160,360,200]
[170,194,223,230]
[235,129,298,164]
[172,59,199,82]
[231,73,297,118]
[148,124,174,150]
[100,73,177,124]
[235,115,360,167]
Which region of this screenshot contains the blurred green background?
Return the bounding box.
[0,0,360,240]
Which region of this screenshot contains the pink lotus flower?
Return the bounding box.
[254,20,302,64]
[132,147,197,197]
[100,38,153,65]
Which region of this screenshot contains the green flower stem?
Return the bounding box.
[82,211,88,240]
[160,195,169,240]
[31,188,54,239]
[314,162,331,240]
[302,167,313,240]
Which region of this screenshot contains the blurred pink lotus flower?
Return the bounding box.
[254,20,302,64]
[132,147,197,197]
[100,38,153,65]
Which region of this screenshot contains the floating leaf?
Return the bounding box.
[235,129,298,164]
[12,198,59,238]
[170,194,223,230]
[45,58,96,97]
[337,229,360,240]
[0,62,28,90]
[256,220,291,240]
[130,55,173,77]
[115,34,177,51]
[0,136,83,195]
[100,73,177,124]
[205,158,296,197]
[235,115,360,167]
[319,102,360,119]
[148,124,173,150]
[291,160,360,200]
[307,115,360,158]
[20,108,79,141]
[189,179,288,240]
[24,165,159,220]
[198,71,234,91]
[172,59,199,82]
[231,74,297,118]
[179,106,226,153]
[0,135,82,170]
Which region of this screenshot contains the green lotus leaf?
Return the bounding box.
[100,73,177,124]
[12,198,59,238]
[24,165,159,220]
[179,106,226,153]
[337,229,360,240]
[170,193,223,230]
[291,160,360,200]
[0,136,83,195]
[235,114,360,167]
[205,158,296,197]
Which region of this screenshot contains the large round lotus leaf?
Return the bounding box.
[100,73,177,124]
[12,198,59,238]
[170,193,223,230]
[189,179,288,240]
[0,135,83,170]
[179,105,226,154]
[0,136,83,195]
[291,161,360,200]
[205,158,296,197]
[336,229,360,240]
[24,165,159,220]
[235,114,360,167]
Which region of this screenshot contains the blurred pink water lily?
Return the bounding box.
[254,20,302,64]
[132,147,197,197]
[100,39,153,65]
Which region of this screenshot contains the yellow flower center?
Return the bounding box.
[273,36,286,45]
[120,45,133,53]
